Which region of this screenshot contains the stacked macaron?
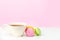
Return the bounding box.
[25,26,41,37]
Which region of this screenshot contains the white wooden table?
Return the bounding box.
[0,27,60,40]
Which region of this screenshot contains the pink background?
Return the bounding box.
[0,0,60,26]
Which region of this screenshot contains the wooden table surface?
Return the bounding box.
[0,27,60,40]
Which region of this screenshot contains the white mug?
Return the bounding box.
[3,23,26,37]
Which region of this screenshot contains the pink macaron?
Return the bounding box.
[25,28,35,37]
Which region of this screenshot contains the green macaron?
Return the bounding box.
[34,27,41,36]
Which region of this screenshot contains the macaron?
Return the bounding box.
[26,26,34,30]
[25,26,35,37]
[34,28,41,36]
[25,28,35,37]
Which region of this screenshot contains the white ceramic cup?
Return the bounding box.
[3,23,26,37]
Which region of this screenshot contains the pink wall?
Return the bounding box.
[0,0,60,26]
